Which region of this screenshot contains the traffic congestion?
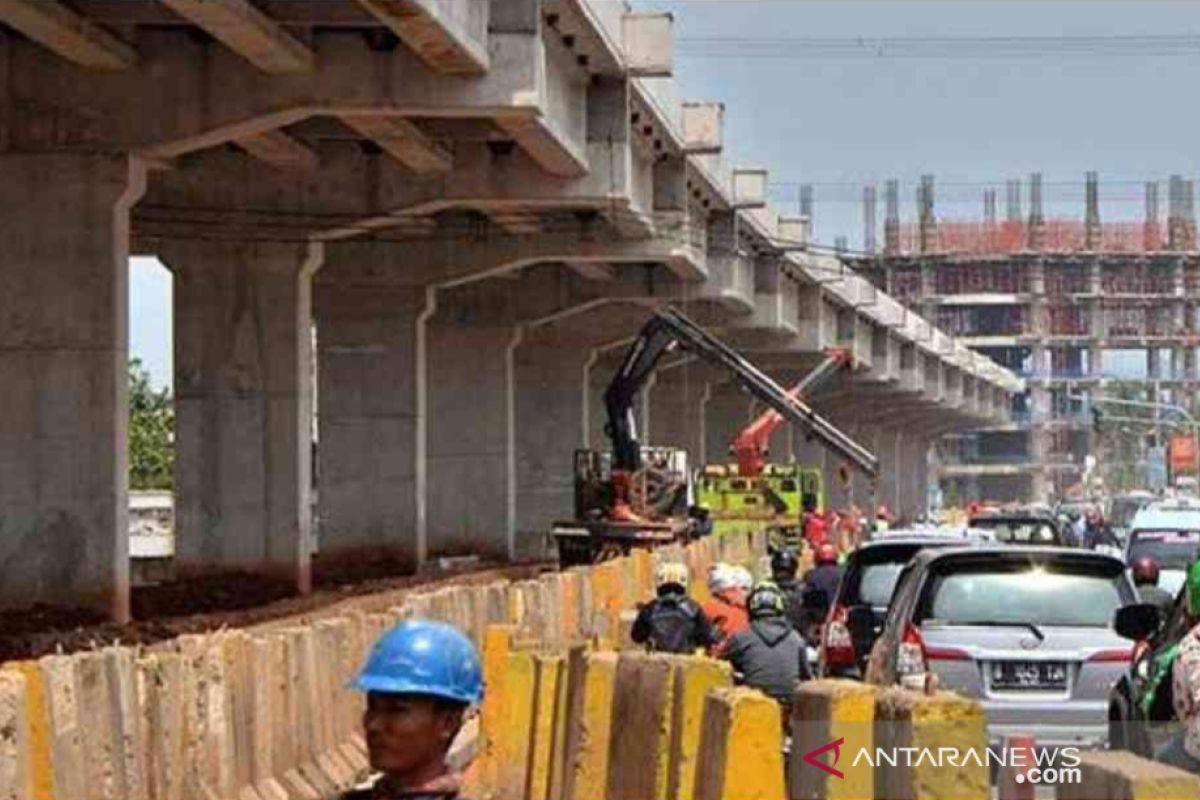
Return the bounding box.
[626,492,1200,775]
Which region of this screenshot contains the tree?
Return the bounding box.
[129,358,174,491]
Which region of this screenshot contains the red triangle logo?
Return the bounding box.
[802,737,845,780]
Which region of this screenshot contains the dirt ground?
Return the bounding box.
[0,557,548,663]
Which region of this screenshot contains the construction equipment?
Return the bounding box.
[698,348,854,546]
[552,309,877,566]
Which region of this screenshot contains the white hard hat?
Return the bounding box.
[707,563,735,594]
[729,566,753,592]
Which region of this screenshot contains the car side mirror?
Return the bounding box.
[846,605,876,655]
[1114,603,1160,642]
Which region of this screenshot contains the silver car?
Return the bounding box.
[861,547,1138,749]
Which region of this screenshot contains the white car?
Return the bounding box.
[1123,499,1200,596]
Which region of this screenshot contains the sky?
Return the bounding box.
[129,1,1200,387]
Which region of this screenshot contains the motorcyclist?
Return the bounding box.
[769,548,807,633]
[802,543,843,612]
[701,562,749,655]
[723,581,812,716]
[631,562,716,654]
[1159,560,1200,773]
[341,620,482,800]
[1132,556,1175,617]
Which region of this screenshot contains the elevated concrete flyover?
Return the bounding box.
[0,0,1018,621]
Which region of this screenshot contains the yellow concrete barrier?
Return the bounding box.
[1058,750,1200,800]
[790,679,877,800]
[668,657,734,800]
[3,662,51,800]
[561,651,618,800]
[0,669,30,800]
[493,651,538,797]
[694,687,786,800]
[873,687,988,800]
[528,654,567,800]
[606,652,677,800]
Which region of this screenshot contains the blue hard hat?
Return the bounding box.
[351,619,484,706]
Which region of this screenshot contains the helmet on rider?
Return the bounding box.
[707,562,735,595]
[746,581,786,619]
[816,543,838,565]
[770,549,799,580]
[1131,556,1160,587]
[351,620,483,781]
[1186,559,1200,618]
[656,562,690,592]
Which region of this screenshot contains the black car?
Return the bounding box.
[817,531,987,678]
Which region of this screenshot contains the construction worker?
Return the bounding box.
[702,562,749,655]
[802,543,843,612]
[723,581,812,715]
[1159,560,1200,773]
[1132,556,1175,617]
[631,562,716,654]
[875,504,894,533]
[342,620,483,800]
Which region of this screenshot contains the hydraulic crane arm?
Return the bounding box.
[731,347,853,476]
[603,308,878,478]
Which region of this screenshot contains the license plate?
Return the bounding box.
[990,660,1068,690]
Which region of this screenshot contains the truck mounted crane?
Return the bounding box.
[552,308,877,566]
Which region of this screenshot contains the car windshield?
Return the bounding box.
[968,518,1058,544]
[921,563,1126,628]
[858,562,907,607]
[1128,530,1200,570]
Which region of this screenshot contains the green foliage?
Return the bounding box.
[129,358,174,491]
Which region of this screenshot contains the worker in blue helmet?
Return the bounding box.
[342,619,483,800]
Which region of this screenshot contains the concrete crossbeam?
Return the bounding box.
[6,31,583,169]
[234,129,320,171]
[355,0,489,75]
[339,115,453,175]
[161,240,322,592]
[0,0,135,70]
[159,0,314,74]
[0,154,145,620]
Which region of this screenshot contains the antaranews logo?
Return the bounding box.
[799,739,1082,787]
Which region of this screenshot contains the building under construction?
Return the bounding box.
[848,174,1200,503]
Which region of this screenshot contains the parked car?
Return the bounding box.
[817,529,989,678]
[967,510,1065,546]
[1124,500,1200,596]
[1107,590,1191,757]
[861,547,1139,749]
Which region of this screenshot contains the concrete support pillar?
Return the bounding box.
[0,155,145,619]
[878,429,902,518]
[426,318,521,561]
[648,369,709,463]
[166,240,323,593]
[899,434,930,521]
[514,344,593,556]
[314,284,430,570]
[704,387,751,469]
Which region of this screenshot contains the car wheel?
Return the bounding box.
[1108,695,1130,752]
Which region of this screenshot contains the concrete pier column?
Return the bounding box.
[704,386,751,469]
[648,368,710,462]
[514,344,593,558]
[426,319,521,561]
[314,284,431,571]
[899,435,930,520]
[0,155,145,619]
[165,240,323,593]
[878,429,902,518]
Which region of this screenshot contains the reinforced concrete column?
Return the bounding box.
[165,240,323,593]
[648,369,710,463]
[899,434,930,520]
[314,283,431,571]
[704,386,752,468]
[878,429,902,519]
[514,343,593,558]
[426,318,521,561]
[0,155,145,619]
